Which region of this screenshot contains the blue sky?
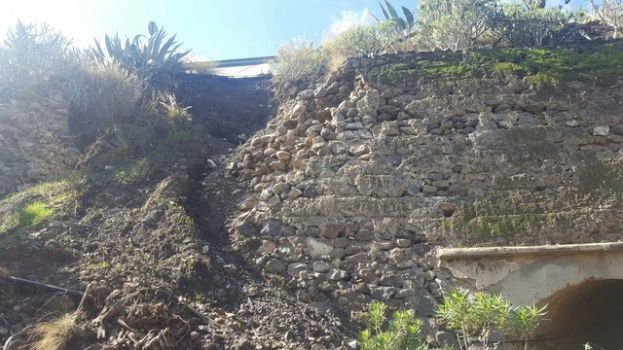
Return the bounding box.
[0,0,585,60]
[0,0,413,60]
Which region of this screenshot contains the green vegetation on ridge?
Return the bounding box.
[365,41,623,86]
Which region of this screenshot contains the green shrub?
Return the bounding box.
[0,21,76,101]
[92,21,190,96]
[359,301,425,350]
[66,61,143,148]
[159,93,193,142]
[271,38,328,86]
[160,93,192,128]
[437,290,546,350]
[506,304,548,350]
[113,158,154,185]
[490,3,581,47]
[416,0,496,52]
[589,0,623,39]
[323,24,395,70]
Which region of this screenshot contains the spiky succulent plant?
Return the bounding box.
[92,21,190,96]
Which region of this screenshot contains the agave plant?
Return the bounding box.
[377,0,416,35]
[92,21,190,96]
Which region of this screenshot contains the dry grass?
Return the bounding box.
[29,314,80,350]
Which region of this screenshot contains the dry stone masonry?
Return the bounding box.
[0,93,79,197]
[226,52,623,332]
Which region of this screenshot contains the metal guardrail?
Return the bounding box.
[184,56,275,71]
[214,56,275,68]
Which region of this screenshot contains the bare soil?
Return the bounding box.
[0,76,355,349]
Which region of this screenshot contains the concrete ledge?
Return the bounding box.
[438,242,623,260]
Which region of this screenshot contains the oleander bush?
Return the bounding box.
[437,290,547,350]
[358,301,426,350]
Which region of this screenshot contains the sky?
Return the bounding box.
[0,0,413,60]
[0,0,586,61]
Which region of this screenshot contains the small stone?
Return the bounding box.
[206,159,217,169]
[439,203,456,217]
[272,182,289,195]
[264,258,286,274]
[235,220,257,236]
[298,89,314,100]
[202,245,210,254]
[498,119,513,129]
[395,239,411,248]
[329,269,349,281]
[406,184,420,196]
[312,260,331,273]
[345,121,363,130]
[259,240,277,254]
[289,187,303,199]
[292,101,307,116]
[223,264,238,275]
[594,126,610,136]
[369,285,395,300]
[349,145,369,156]
[355,230,374,241]
[314,85,328,98]
[303,186,319,198]
[259,188,273,201]
[422,185,437,194]
[415,290,439,316]
[566,119,580,127]
[345,252,367,264]
[321,224,341,239]
[287,262,308,277]
[320,128,336,140]
[261,219,282,236]
[275,151,290,161]
[436,331,460,349]
[377,241,394,250]
[266,195,281,207]
[190,331,200,340]
[305,237,334,258]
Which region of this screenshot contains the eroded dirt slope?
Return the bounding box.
[0,74,355,350]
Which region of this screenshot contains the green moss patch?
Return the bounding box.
[0,181,76,247]
[438,158,623,245]
[365,41,623,87]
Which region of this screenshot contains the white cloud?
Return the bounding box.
[323,8,375,41]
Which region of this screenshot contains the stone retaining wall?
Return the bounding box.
[225,52,623,343]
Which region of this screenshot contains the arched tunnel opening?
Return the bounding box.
[532,279,623,349]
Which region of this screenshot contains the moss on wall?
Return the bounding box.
[437,158,623,245]
[365,41,623,87]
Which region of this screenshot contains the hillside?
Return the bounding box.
[1,41,623,349]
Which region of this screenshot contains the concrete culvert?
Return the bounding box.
[532,279,623,350]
